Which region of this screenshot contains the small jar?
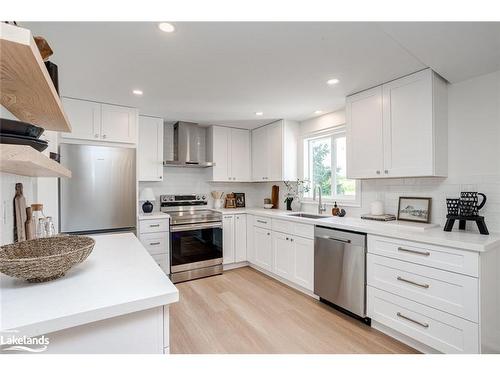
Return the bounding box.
[36,218,47,238]
[45,216,56,236]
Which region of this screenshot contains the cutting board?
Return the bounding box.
[271,185,279,209]
[14,183,27,242]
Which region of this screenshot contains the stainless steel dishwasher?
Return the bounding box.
[314,226,369,323]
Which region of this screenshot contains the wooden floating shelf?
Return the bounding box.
[0,23,72,133]
[0,144,71,178]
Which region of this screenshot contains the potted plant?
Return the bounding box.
[283,179,310,211]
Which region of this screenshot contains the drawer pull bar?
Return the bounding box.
[256,220,268,224]
[396,312,429,328]
[397,276,429,289]
[150,242,161,246]
[149,224,160,228]
[397,247,430,256]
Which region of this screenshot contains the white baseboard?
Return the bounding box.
[371,320,440,354]
[223,261,249,271]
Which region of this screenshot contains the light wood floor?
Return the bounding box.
[170,266,418,354]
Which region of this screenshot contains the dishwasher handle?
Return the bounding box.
[318,235,352,244]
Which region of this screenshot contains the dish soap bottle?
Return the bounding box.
[332,201,340,216]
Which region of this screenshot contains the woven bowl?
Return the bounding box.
[0,236,95,283]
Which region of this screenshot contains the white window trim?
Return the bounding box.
[299,125,362,208]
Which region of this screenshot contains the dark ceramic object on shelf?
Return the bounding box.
[0,118,44,138]
[142,201,154,213]
[0,133,48,152]
[285,197,293,211]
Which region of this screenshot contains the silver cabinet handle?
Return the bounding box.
[397,312,429,328]
[397,247,430,256]
[150,242,161,246]
[256,220,268,224]
[397,276,429,289]
[149,224,160,227]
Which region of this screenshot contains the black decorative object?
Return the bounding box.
[44,61,59,94]
[444,192,489,235]
[234,193,246,208]
[0,118,44,138]
[285,197,293,211]
[142,201,153,213]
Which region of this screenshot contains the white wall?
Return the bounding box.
[299,70,500,233]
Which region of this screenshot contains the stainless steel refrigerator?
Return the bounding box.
[59,144,136,234]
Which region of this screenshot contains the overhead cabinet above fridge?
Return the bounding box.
[346,69,448,179]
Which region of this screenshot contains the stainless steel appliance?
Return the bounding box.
[314,226,369,323]
[59,144,136,234]
[163,121,214,167]
[161,194,222,283]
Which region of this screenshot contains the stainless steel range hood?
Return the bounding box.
[163,121,214,168]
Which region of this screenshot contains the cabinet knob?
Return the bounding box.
[159,176,162,179]
[384,170,389,174]
[94,134,99,138]
[267,232,270,236]
[376,170,381,174]
[102,134,107,139]
[291,238,294,242]
[286,237,289,240]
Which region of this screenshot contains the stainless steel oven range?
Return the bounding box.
[160,194,223,283]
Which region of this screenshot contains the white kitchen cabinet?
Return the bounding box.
[234,214,247,262]
[138,116,164,181]
[138,215,170,275]
[61,97,101,141]
[208,126,251,182]
[223,215,235,264]
[246,215,255,263]
[346,69,447,179]
[253,226,273,271]
[251,119,299,181]
[292,236,314,290]
[61,97,138,144]
[273,232,293,280]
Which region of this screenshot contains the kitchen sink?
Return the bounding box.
[286,213,326,219]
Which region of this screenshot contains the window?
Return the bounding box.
[303,128,359,205]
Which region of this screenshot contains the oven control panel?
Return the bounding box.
[160,194,208,207]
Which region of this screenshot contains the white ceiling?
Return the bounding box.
[23,22,500,129]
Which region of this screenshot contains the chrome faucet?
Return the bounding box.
[313,185,327,215]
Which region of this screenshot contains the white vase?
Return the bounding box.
[214,199,224,209]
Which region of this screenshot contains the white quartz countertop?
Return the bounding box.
[214,208,500,252]
[0,233,179,338]
[138,212,170,220]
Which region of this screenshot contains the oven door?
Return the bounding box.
[170,222,223,273]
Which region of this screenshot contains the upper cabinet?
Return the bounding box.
[346,69,448,179]
[138,116,164,182]
[207,126,251,182]
[61,97,138,145]
[251,119,299,182]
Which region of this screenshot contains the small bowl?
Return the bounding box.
[264,204,273,209]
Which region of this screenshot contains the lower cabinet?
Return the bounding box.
[223,215,235,264]
[223,214,247,265]
[138,216,170,274]
[253,226,273,271]
[273,232,293,280]
[292,236,314,290]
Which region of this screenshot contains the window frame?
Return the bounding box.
[300,125,361,207]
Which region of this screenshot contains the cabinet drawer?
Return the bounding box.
[368,235,478,277]
[272,219,314,239]
[139,219,169,234]
[368,254,478,322]
[151,253,170,274]
[368,286,479,353]
[140,232,169,256]
[254,216,271,229]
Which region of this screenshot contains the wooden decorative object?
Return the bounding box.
[0,144,72,178]
[271,185,279,209]
[13,183,27,242]
[225,193,236,209]
[0,236,95,283]
[0,23,71,132]
[34,36,53,61]
[25,206,35,240]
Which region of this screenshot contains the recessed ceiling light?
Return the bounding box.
[132,89,143,96]
[255,111,263,116]
[314,110,323,115]
[327,78,339,85]
[158,22,175,33]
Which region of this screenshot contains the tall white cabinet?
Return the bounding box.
[138,116,164,182]
[223,214,247,264]
[61,97,138,144]
[251,119,299,181]
[346,69,447,179]
[207,126,251,182]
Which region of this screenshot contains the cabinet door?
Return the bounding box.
[251,126,268,181]
[246,215,255,263]
[234,215,247,262]
[138,116,164,181]
[382,70,434,177]
[267,120,283,181]
[346,86,384,179]
[292,236,314,291]
[253,226,273,271]
[101,104,138,144]
[230,128,251,181]
[61,97,101,141]
[210,126,230,181]
[273,232,293,281]
[223,215,235,264]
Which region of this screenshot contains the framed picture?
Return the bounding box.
[234,193,246,208]
[397,197,432,223]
